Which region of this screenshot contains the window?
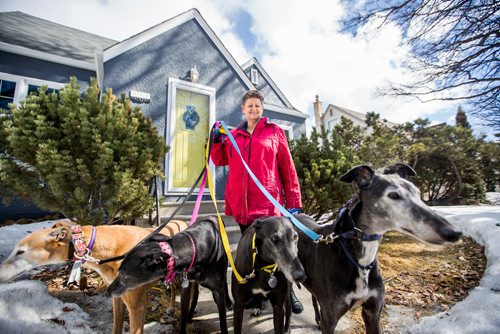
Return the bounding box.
[250,68,259,85]
[0,72,64,109]
[0,80,16,110]
[27,84,59,96]
[277,124,294,140]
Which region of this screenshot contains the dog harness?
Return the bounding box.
[239,233,278,285]
[159,233,197,285]
[334,205,382,288]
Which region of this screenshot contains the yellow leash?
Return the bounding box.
[204,138,248,283]
[204,130,277,284]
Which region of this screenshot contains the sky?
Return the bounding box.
[1,202,500,333]
[0,0,492,137]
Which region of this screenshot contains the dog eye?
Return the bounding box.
[271,235,279,243]
[292,234,298,241]
[16,250,25,256]
[388,192,401,200]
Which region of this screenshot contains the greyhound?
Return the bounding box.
[0,219,187,334]
[294,163,462,334]
[231,216,307,334]
[106,216,232,334]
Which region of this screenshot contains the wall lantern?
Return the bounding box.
[189,66,200,83]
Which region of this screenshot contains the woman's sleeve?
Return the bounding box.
[210,139,229,166]
[276,128,302,208]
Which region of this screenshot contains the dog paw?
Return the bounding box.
[251,307,261,317]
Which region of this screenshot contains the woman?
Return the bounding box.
[211,89,303,314]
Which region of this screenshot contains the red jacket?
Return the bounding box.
[211,117,302,225]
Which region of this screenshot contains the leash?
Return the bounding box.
[218,121,322,242]
[98,156,209,265]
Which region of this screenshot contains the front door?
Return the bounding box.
[166,78,215,194]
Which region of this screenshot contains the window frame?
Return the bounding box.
[0,72,65,106]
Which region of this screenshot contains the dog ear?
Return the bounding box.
[51,219,72,229]
[382,163,417,179]
[47,227,71,243]
[340,165,375,188]
[144,253,167,268]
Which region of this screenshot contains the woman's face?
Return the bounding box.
[242,97,263,122]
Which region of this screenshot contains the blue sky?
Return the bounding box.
[0,0,491,138]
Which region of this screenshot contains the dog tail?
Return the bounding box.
[161,219,189,236]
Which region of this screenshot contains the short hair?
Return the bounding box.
[242,90,264,105]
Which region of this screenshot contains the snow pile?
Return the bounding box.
[486,192,500,205]
[405,206,500,333]
[0,280,93,334]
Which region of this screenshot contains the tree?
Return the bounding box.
[0,77,167,225]
[455,106,471,129]
[359,112,407,168]
[343,0,500,132]
[398,118,485,204]
[290,119,363,221]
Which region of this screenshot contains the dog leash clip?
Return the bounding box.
[316,233,338,244]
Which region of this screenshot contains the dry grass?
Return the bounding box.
[346,232,486,332]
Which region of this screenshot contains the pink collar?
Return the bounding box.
[158,233,197,284]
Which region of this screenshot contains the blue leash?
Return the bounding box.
[219,121,321,242]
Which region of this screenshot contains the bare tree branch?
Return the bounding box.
[343,0,500,132]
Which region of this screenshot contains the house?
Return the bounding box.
[312,95,396,132]
[0,9,307,223]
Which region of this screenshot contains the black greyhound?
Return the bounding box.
[294,163,462,334]
[107,217,231,334]
[231,216,307,334]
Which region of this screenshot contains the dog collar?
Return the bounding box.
[159,241,176,284]
[239,233,277,284]
[69,224,97,264]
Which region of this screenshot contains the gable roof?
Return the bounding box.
[325,103,397,127]
[241,57,306,118]
[241,57,294,108]
[325,103,367,122]
[104,8,255,90]
[0,11,117,67]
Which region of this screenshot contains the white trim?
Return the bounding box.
[102,9,255,90]
[0,42,95,71]
[264,103,308,119]
[242,58,294,108]
[165,77,216,195]
[94,49,104,91]
[0,71,65,105]
[276,123,294,140]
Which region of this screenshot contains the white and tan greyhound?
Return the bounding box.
[0,219,188,334]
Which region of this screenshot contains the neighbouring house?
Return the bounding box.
[312,95,396,133]
[0,9,307,223]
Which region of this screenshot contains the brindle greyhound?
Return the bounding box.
[231,216,307,334]
[294,163,462,333]
[0,219,188,334]
[106,217,232,334]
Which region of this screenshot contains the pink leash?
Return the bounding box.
[189,170,207,226]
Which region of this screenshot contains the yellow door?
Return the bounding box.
[172,89,209,188]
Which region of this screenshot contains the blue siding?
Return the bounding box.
[0,51,95,87]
